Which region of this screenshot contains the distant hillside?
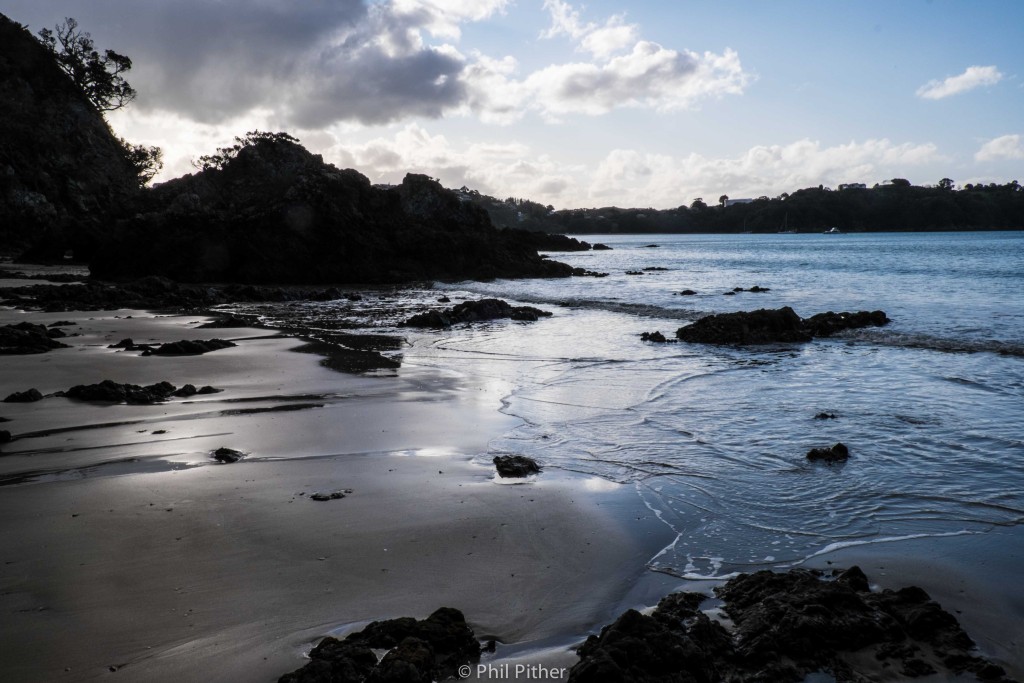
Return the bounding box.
[459,180,1024,234]
[0,13,140,257]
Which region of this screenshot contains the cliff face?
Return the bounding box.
[0,13,139,258]
[89,138,572,283]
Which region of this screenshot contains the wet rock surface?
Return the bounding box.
[212,447,245,464]
[0,322,70,353]
[108,338,237,355]
[3,388,44,403]
[402,299,551,328]
[569,567,1014,683]
[61,380,218,404]
[493,454,541,478]
[278,607,481,683]
[676,307,890,345]
[807,442,850,462]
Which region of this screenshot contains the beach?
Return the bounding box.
[3,231,1024,682]
[0,307,672,682]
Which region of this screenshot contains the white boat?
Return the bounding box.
[823,227,842,234]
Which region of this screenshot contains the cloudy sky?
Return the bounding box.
[5,0,1023,208]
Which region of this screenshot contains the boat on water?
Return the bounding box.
[823,226,842,234]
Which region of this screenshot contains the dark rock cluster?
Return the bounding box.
[402,298,551,328]
[278,607,481,683]
[807,442,850,463]
[62,379,219,404]
[675,307,890,345]
[0,322,70,354]
[108,337,236,355]
[569,566,1013,682]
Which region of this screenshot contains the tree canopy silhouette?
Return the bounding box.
[37,17,136,112]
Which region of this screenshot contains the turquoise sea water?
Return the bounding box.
[252,231,1024,579]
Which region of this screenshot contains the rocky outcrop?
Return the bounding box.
[676,307,890,345]
[212,447,245,464]
[493,454,541,478]
[278,607,480,683]
[402,298,552,328]
[504,229,591,252]
[108,338,236,355]
[3,388,43,403]
[569,567,1012,682]
[0,13,140,259]
[87,136,572,284]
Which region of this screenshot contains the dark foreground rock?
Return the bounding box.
[278,607,480,683]
[569,566,1013,683]
[493,454,541,478]
[402,299,551,328]
[0,322,70,354]
[807,442,850,462]
[675,307,890,345]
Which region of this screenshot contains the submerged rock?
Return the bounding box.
[592,243,612,250]
[310,490,350,502]
[675,307,890,345]
[278,607,480,683]
[493,454,541,478]
[571,268,609,278]
[569,566,1012,683]
[640,331,669,343]
[807,442,850,462]
[402,299,551,328]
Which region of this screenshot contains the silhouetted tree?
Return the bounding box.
[37,18,136,111]
[938,178,954,191]
[120,138,163,186]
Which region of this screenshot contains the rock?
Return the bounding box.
[108,338,137,349]
[571,268,608,278]
[4,388,43,403]
[569,567,1012,683]
[278,607,480,683]
[197,385,221,394]
[723,290,737,295]
[814,412,838,419]
[310,491,346,501]
[402,299,551,328]
[172,384,198,397]
[803,310,890,337]
[48,320,77,327]
[493,454,541,478]
[642,244,660,248]
[506,229,591,252]
[748,285,770,292]
[0,430,11,443]
[625,270,644,275]
[676,307,812,344]
[0,322,70,354]
[675,307,891,345]
[807,442,850,462]
[677,289,697,296]
[437,296,451,303]
[212,447,245,464]
[148,339,236,356]
[592,243,612,250]
[197,315,252,329]
[640,331,668,343]
[66,380,178,404]
[642,267,670,271]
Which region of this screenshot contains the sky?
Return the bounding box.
[4,0,1023,209]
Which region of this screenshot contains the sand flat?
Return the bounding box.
[0,308,672,682]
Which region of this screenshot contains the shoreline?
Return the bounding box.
[0,307,673,682]
[2,300,1022,680]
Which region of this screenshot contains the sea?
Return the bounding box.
[238,231,1024,580]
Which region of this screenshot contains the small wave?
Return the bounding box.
[854,329,1024,357]
[800,529,979,561]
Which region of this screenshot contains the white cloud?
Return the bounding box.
[975,134,1024,161]
[916,65,1003,99]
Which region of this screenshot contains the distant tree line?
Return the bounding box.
[465,179,1024,234]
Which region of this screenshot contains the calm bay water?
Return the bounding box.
[247,231,1024,578]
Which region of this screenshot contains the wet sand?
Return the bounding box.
[0,309,672,682]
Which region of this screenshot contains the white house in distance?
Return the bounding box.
[724,198,754,207]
